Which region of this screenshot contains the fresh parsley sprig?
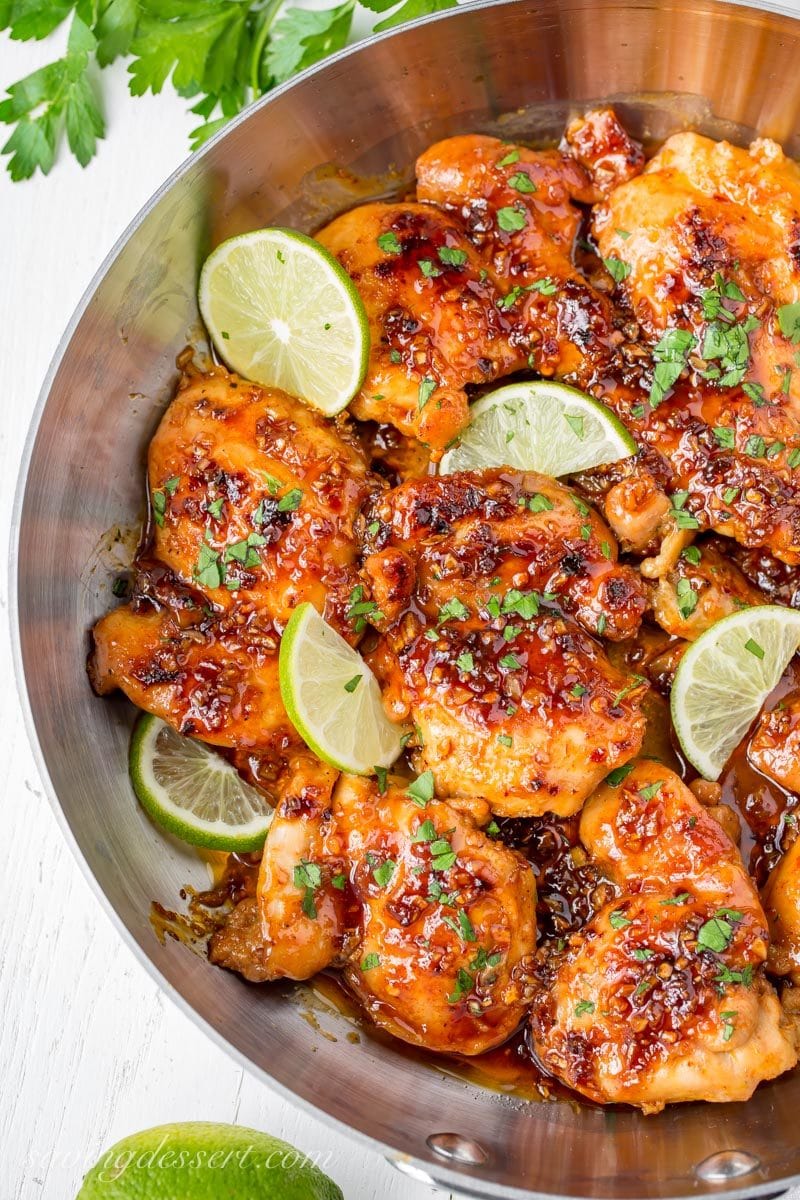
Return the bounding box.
[0,0,458,180]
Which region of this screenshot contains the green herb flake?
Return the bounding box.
[574,999,595,1017]
[676,576,698,620]
[649,328,696,407]
[372,859,396,888]
[455,651,475,674]
[497,148,520,167]
[418,376,437,410]
[660,892,691,906]
[418,257,441,278]
[361,953,380,972]
[406,770,435,807]
[638,780,664,802]
[609,909,632,929]
[437,245,468,268]
[745,637,764,659]
[778,302,800,344]
[508,170,536,194]
[497,205,527,233]
[497,733,513,747]
[603,256,631,284]
[343,674,362,694]
[377,231,402,255]
[277,488,303,513]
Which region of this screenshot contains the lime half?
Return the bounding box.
[130,713,273,850]
[671,605,800,780]
[199,227,369,415]
[279,602,404,775]
[76,1122,343,1199]
[439,380,636,476]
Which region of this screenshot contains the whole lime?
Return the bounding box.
[75,1122,344,1200]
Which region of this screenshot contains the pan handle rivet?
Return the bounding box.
[426,1132,489,1166]
[695,1150,761,1182]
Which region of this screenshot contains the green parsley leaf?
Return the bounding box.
[277,487,303,512]
[496,148,520,166]
[377,230,402,255]
[574,999,595,1016]
[604,763,633,792]
[508,169,536,193]
[497,733,513,747]
[499,653,521,670]
[676,576,698,620]
[497,205,527,233]
[660,892,691,906]
[455,651,475,674]
[438,597,470,623]
[331,872,347,890]
[193,541,223,589]
[742,381,766,406]
[632,948,654,961]
[361,952,380,972]
[649,328,696,407]
[418,376,437,410]
[418,257,441,278]
[527,492,554,513]
[412,819,436,843]
[713,426,735,450]
[437,245,468,267]
[374,765,388,794]
[527,277,558,296]
[697,911,738,953]
[570,683,587,699]
[778,302,800,344]
[682,545,702,565]
[609,908,632,929]
[603,255,630,283]
[343,674,362,693]
[372,858,396,888]
[406,770,435,807]
[638,780,664,802]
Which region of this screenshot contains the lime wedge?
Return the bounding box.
[439,380,636,476]
[671,605,800,780]
[279,602,404,775]
[198,227,369,415]
[129,713,274,850]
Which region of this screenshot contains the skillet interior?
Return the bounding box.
[13,1,800,1195]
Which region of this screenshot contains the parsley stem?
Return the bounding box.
[250,0,285,95]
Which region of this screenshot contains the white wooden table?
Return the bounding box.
[4,11,800,1200]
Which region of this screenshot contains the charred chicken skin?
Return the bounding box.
[91,107,800,1113]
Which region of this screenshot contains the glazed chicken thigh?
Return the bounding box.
[530,762,797,1110]
[317,202,522,451]
[362,469,648,817]
[594,132,800,565]
[214,771,537,1055]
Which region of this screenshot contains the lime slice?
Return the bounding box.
[438,380,636,476]
[671,605,800,780]
[77,1122,343,1199]
[198,227,369,415]
[279,602,404,775]
[129,713,274,851]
